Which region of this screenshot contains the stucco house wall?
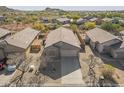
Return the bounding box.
[95,39,120,53]
[85,34,121,53]
[5,44,24,53]
[0,48,5,60]
[111,48,124,58]
[44,42,80,59]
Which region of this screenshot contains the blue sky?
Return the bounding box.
[7,6,124,11]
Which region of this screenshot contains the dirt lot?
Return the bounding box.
[79,45,124,86]
[0,70,14,86]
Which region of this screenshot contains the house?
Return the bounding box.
[44,27,81,58]
[40,17,49,23]
[0,28,11,40]
[89,18,98,22]
[102,17,112,22]
[57,18,71,25]
[0,16,5,21]
[0,48,6,69]
[112,19,119,24]
[109,42,124,58]
[83,16,93,20]
[41,27,81,79]
[120,30,124,36]
[0,48,5,61]
[0,40,7,69]
[76,18,87,25]
[119,19,124,23]
[85,28,122,54]
[5,27,40,56]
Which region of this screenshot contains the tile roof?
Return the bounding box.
[45,27,80,48]
[86,28,121,43]
[57,18,70,22]
[6,27,40,49]
[0,28,11,39]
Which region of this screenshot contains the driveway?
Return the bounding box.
[61,57,85,85]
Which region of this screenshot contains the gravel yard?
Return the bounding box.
[0,70,14,86]
[79,44,124,86]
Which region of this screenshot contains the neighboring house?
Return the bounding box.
[119,19,124,23]
[85,28,124,58]
[40,17,49,23]
[102,17,112,22]
[109,42,124,58]
[0,28,11,40]
[0,16,5,21]
[57,18,71,25]
[112,19,119,24]
[42,27,81,79]
[0,47,6,70]
[89,18,98,22]
[120,30,124,36]
[83,16,93,20]
[5,27,40,56]
[0,48,5,61]
[76,18,87,25]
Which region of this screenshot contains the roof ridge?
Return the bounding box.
[60,27,63,42]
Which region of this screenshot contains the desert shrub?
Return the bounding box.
[101,22,121,32]
[33,22,47,32]
[102,64,115,80]
[83,22,96,30]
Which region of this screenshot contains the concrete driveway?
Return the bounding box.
[61,57,85,85]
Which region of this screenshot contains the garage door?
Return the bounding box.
[61,57,80,76]
[60,49,78,57]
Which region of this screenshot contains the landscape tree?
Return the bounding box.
[70,24,78,33]
[83,22,96,30]
[65,12,83,20]
[33,22,48,32]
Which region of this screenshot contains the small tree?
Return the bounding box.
[84,22,96,30]
[33,22,47,32]
[70,24,78,33]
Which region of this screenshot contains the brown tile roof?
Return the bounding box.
[45,27,80,48]
[6,27,40,49]
[0,28,11,39]
[86,28,121,43]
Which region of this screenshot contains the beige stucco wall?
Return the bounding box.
[96,39,121,53]
[5,44,24,53]
[111,48,124,58]
[44,42,80,61]
[0,49,5,60]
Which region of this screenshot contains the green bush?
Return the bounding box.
[83,22,96,30]
[101,22,121,32]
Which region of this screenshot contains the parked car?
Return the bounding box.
[6,65,16,72]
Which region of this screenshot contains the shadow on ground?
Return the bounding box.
[39,57,81,80]
[89,45,124,71]
[98,77,119,87]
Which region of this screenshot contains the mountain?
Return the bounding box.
[0,6,19,12]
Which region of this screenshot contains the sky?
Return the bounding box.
[7,6,124,11]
